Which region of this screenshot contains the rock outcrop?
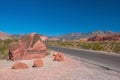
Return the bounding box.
[32,59,43,68]
[12,62,29,69]
[8,33,48,60]
[88,35,120,41]
[53,52,64,61]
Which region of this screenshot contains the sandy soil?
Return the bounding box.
[0,54,120,80]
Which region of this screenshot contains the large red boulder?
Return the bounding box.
[8,33,48,60]
[53,52,64,61]
[32,59,43,68]
[12,62,29,69]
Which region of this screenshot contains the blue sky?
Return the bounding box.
[0,0,120,36]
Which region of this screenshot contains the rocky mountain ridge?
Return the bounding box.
[0,30,120,41]
[54,30,120,40]
[0,32,12,40]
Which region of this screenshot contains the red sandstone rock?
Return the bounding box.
[8,33,48,60]
[88,35,120,41]
[12,62,28,69]
[53,52,64,61]
[32,59,43,68]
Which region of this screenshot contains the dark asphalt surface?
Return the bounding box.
[48,45,120,72]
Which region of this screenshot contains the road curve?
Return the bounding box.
[48,45,120,72]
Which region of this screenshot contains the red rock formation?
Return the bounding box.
[12,62,28,69]
[40,36,48,45]
[8,33,48,60]
[88,35,120,41]
[53,52,64,61]
[32,59,43,68]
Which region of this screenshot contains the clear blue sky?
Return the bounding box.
[0,0,120,36]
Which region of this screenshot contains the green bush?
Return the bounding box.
[0,38,19,59]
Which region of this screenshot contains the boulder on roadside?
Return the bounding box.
[53,52,64,61]
[12,62,29,69]
[8,33,48,60]
[32,59,43,68]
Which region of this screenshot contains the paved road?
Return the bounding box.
[48,45,120,72]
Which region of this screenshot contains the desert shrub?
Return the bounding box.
[0,38,19,59]
[80,43,91,49]
[111,42,120,53]
[91,43,104,50]
[48,41,120,54]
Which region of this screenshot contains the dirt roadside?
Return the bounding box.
[0,51,120,80]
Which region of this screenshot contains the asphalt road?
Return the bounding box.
[48,45,120,72]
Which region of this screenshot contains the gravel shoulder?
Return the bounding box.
[0,52,120,80]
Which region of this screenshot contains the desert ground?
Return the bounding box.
[0,51,120,80]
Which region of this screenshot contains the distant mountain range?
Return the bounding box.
[57,32,84,40]
[0,30,120,40]
[50,30,120,41]
[0,32,12,40]
[0,32,26,40]
[12,34,26,38]
[85,30,119,38]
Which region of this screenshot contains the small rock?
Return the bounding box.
[53,52,64,61]
[32,59,43,68]
[12,62,29,69]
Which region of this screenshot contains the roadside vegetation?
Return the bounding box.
[0,39,19,59]
[48,41,120,54]
[0,39,119,59]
